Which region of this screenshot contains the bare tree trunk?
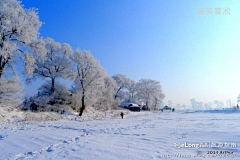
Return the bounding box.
[51,78,55,93]
[146,101,149,110]
[0,67,3,78]
[79,93,85,116]
[114,86,122,99]
[0,56,8,78]
[154,97,157,110]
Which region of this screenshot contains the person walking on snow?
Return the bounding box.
[120,112,124,119]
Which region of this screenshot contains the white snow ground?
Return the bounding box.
[0,111,240,160]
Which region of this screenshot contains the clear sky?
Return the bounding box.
[21,0,240,106]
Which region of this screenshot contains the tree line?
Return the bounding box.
[0,0,165,116]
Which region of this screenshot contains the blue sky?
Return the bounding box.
[22,0,240,106]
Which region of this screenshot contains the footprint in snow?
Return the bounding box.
[132,134,140,136]
[46,147,53,152]
[62,140,68,144]
[27,152,33,155]
[141,138,151,141]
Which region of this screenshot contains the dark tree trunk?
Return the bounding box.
[51,78,55,93]
[0,67,3,78]
[79,93,85,116]
[114,86,122,99]
[0,56,8,78]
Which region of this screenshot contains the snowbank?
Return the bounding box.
[81,106,148,121]
[0,105,148,123]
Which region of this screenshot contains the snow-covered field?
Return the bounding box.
[0,111,240,160]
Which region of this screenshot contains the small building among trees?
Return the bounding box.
[160,106,171,111]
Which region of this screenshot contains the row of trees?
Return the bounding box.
[112,75,165,110]
[0,0,165,116]
[172,98,239,111]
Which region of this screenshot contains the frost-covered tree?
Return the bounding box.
[174,104,190,111]
[20,80,73,113]
[0,0,41,77]
[0,76,22,107]
[0,0,41,107]
[204,102,213,110]
[126,80,137,102]
[182,104,188,110]
[37,80,71,106]
[28,38,73,93]
[175,104,181,110]
[112,74,132,99]
[71,49,106,116]
[135,79,165,110]
[168,100,173,108]
[99,76,118,110]
[226,99,232,108]
[190,98,204,110]
[237,94,240,103]
[190,98,197,110]
[152,87,165,110]
[214,100,224,110]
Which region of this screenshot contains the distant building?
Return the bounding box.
[163,106,171,110]
[160,106,172,112]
